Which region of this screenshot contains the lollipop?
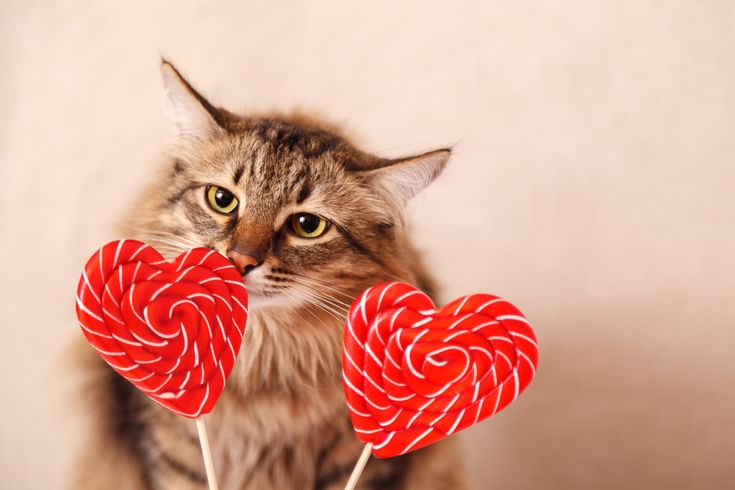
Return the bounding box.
[75,239,248,489]
[342,282,538,487]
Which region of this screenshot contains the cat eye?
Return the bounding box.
[289,213,329,238]
[206,185,239,214]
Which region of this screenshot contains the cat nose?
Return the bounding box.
[226,249,260,275]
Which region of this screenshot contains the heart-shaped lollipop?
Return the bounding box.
[342,282,538,458]
[75,240,248,418]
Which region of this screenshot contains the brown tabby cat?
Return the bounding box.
[74,61,468,489]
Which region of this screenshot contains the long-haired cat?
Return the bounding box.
[74,61,468,490]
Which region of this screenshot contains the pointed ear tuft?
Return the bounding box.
[161,60,225,142]
[364,149,450,208]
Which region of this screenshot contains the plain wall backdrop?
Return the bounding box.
[1,1,734,488]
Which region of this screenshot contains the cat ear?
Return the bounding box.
[363,149,450,208]
[161,60,225,141]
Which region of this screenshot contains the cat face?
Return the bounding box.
[133,62,449,315]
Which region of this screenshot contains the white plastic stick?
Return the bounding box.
[344,443,373,490]
[195,417,219,490]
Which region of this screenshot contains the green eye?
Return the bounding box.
[206,185,239,214]
[289,213,329,238]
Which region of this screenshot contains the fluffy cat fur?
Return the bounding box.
[73,61,468,490]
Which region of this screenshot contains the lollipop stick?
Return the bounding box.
[195,417,219,490]
[344,443,373,490]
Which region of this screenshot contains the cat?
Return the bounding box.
[73,60,468,490]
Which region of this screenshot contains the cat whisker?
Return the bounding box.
[287,282,350,313]
[275,290,311,327]
[284,286,346,324]
[120,225,203,248]
[284,273,356,303]
[141,242,187,255]
[288,286,348,323]
[280,288,324,324]
[138,236,202,253]
[286,280,352,312]
[139,234,201,248]
[290,261,411,286]
[142,239,187,249]
[143,241,187,252]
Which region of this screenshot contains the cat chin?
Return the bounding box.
[243,267,305,313]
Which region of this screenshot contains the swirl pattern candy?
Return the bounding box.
[75,240,248,418]
[342,282,538,458]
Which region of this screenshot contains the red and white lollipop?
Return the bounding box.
[75,239,248,488]
[342,282,538,486]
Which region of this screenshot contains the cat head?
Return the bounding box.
[133,61,449,316]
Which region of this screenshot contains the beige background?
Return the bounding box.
[1,1,734,488]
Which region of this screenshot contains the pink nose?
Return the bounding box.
[226,250,259,274]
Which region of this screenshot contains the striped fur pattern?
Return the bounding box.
[74,61,468,489]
